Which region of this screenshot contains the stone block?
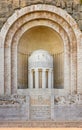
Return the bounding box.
[78,4,82,12]
[72,3,78,10]
[79,12,82,19]
[72,12,79,20]
[56,0,61,7]
[20,0,26,8]
[0,18,6,24]
[0,18,7,29]
[25,0,44,6]
[78,20,82,30]
[66,1,73,8]
[12,0,20,9]
[61,1,66,9]
[44,0,56,5]
[67,7,73,14]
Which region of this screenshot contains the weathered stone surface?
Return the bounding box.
[0,0,81,31]
[79,12,82,19]
[0,121,82,127]
[66,1,73,8]
[12,0,20,9]
[72,3,78,10]
[66,7,73,14]
[0,4,81,95]
[72,11,79,20]
[0,2,82,127]
[78,4,82,11]
[60,1,66,9]
[78,20,82,30]
[0,95,29,120]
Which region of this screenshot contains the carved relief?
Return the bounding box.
[54,94,80,105]
[0,95,27,105]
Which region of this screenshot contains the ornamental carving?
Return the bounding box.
[54,94,80,105]
[0,95,27,105]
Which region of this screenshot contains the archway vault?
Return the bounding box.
[0,4,82,95]
[18,26,64,90]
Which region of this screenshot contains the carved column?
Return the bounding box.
[48,69,52,88]
[5,48,11,95]
[42,69,46,89]
[35,68,39,88]
[51,70,53,88]
[28,69,33,88]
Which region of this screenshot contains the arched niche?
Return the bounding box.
[18,26,64,89]
[0,4,81,95]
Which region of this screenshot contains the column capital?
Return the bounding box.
[35,68,38,71]
[42,68,46,72]
[49,69,53,73]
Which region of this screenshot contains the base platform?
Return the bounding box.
[0,121,82,127]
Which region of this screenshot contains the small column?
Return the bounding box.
[48,69,52,88]
[42,69,46,89]
[51,70,53,88]
[28,69,33,88]
[35,68,39,88]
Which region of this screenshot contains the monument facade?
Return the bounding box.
[0,0,82,127]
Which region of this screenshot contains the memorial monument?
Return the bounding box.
[0,0,82,127]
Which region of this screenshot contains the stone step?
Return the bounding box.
[0,121,82,127]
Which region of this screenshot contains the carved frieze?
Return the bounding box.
[0,95,27,105]
[54,94,80,105]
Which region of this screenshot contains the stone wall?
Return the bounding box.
[0,4,81,95]
[0,0,82,31]
[0,95,29,120]
[1,93,82,122]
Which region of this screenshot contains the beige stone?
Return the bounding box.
[0,2,82,126]
[0,0,82,31]
[0,4,81,95]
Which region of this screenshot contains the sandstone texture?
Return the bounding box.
[0,1,82,127]
[0,0,82,31]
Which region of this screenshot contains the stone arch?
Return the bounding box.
[0,4,81,95]
[12,20,69,94]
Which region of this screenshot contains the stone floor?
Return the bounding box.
[0,121,82,127]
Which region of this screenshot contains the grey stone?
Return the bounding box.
[67,7,73,14]
[61,1,66,9]
[78,4,82,12]
[66,1,73,8]
[72,3,78,10]
[79,12,82,19]
[25,0,44,5]
[56,0,61,7]
[72,11,79,20]
[78,20,82,30]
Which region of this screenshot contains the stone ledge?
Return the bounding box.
[0,121,82,127]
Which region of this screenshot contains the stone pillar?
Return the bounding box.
[52,70,53,88]
[28,69,33,88]
[0,47,4,95]
[48,69,52,88]
[11,47,17,94]
[42,69,46,89]
[35,68,39,88]
[4,48,11,95]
